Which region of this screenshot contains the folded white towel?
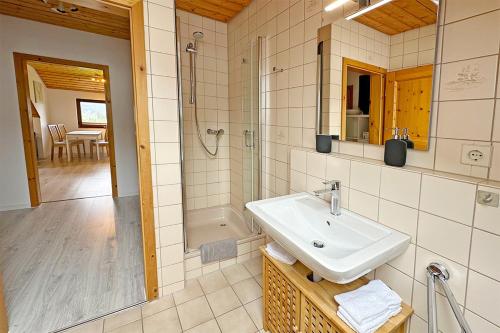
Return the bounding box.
[337,305,401,333]
[334,280,401,325]
[266,242,297,265]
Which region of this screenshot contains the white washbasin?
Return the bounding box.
[246,192,410,284]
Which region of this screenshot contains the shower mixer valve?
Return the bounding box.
[207,129,224,136]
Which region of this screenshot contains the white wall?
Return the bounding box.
[0,14,139,209]
[45,89,106,152]
[27,65,50,159]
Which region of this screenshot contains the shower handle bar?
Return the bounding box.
[426,263,472,333]
[188,49,196,104]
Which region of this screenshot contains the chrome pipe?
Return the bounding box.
[426,263,472,333]
[426,269,438,333]
[438,275,472,333]
[188,48,196,104]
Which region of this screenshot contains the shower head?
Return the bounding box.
[193,31,204,40]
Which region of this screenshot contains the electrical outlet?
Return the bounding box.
[461,144,492,167]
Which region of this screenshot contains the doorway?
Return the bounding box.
[14,54,118,205]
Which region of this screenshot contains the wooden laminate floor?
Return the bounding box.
[38,157,112,202]
[0,196,145,333]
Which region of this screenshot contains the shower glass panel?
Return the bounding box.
[242,37,263,229]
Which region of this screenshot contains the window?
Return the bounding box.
[76,99,107,128]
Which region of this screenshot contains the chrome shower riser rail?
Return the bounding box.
[426,263,472,333]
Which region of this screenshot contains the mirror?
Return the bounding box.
[317,0,439,150]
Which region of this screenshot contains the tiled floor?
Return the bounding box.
[62,257,265,333]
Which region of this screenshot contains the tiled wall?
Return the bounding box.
[226,0,500,210]
[143,0,185,296]
[389,25,436,71]
[176,10,231,211]
[290,148,500,333]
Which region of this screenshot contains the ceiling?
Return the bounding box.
[354,0,438,35]
[176,0,252,22]
[28,61,105,93]
[0,0,130,39]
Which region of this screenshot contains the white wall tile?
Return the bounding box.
[439,55,498,101]
[375,264,413,304]
[306,151,326,179]
[470,229,500,280]
[474,185,500,235]
[348,188,379,220]
[349,161,381,196]
[465,310,500,333]
[437,99,495,140]
[445,0,500,23]
[417,212,471,265]
[378,199,418,242]
[326,156,351,187]
[442,11,500,63]
[419,175,476,225]
[380,167,421,208]
[466,270,500,327]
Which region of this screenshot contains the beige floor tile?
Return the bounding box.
[255,274,263,287]
[143,307,181,333]
[173,279,204,305]
[177,296,214,330]
[222,264,252,285]
[107,320,142,333]
[216,307,257,333]
[63,319,103,333]
[232,278,262,304]
[141,294,175,318]
[244,298,263,330]
[103,307,142,332]
[243,257,262,277]
[198,271,229,294]
[184,319,221,333]
[206,286,242,317]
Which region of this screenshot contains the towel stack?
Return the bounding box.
[334,280,402,333]
[265,241,297,265]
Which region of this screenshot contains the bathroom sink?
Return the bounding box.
[246,192,410,284]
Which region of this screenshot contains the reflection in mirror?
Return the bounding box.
[317,0,439,151]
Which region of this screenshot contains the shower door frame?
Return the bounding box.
[242,36,265,233]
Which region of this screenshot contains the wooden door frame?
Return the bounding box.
[10,0,157,307]
[341,58,386,143]
[14,53,119,203]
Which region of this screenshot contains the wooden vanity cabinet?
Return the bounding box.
[261,248,413,333]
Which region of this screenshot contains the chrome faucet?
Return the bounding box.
[313,180,341,216]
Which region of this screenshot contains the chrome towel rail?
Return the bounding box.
[426,263,472,333]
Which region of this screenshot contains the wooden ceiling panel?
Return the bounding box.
[0,0,130,39]
[354,0,438,35]
[28,61,105,93]
[176,0,252,23]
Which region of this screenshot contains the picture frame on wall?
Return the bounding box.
[33,81,43,103]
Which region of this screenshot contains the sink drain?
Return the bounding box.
[312,240,325,248]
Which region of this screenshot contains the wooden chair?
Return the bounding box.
[57,124,86,157]
[48,124,66,161]
[90,129,109,160]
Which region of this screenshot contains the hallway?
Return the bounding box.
[0,196,145,332]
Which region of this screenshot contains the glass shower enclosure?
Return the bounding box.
[242,37,264,232]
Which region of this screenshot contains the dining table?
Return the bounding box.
[65,130,103,161]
